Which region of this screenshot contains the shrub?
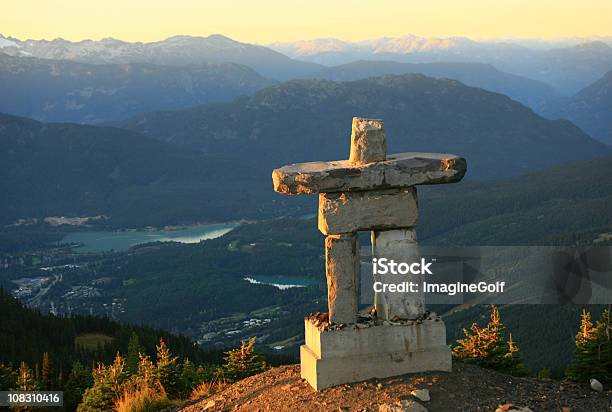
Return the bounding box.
[567,308,612,384]
[78,353,127,412]
[452,305,527,376]
[221,337,267,382]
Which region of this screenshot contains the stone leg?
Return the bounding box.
[372,228,425,320]
[325,233,359,324]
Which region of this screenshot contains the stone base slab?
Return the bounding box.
[300,317,451,390]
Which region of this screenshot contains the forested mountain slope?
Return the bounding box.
[0,53,274,123]
[119,74,607,180]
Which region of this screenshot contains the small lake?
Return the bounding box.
[62,223,239,253]
[244,276,320,290]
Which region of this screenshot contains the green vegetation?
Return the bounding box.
[0,289,286,410]
[452,305,527,376]
[221,337,268,382]
[419,155,612,245]
[77,339,205,412]
[567,308,612,384]
[0,287,228,410]
[0,288,218,369]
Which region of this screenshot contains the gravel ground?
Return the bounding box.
[180,363,611,411]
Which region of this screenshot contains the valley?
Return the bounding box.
[2,155,610,371]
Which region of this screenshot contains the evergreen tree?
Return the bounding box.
[178,359,202,398]
[567,308,612,383]
[0,363,17,390]
[78,354,126,412]
[41,352,52,390]
[13,362,39,412]
[452,305,527,376]
[16,362,38,391]
[64,362,93,412]
[126,332,144,375]
[154,339,180,398]
[221,337,267,382]
[137,354,155,388]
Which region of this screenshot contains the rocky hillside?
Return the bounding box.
[181,363,609,411]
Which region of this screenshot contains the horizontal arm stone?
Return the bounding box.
[318,188,418,235]
[272,152,467,195]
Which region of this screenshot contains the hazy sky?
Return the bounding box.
[3,0,612,44]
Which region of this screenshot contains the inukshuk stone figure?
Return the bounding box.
[272,117,466,390]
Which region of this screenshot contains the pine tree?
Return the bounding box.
[154,338,180,398]
[64,362,93,412]
[41,352,52,390]
[178,359,201,398]
[137,354,155,388]
[126,332,144,375]
[16,362,38,391]
[0,364,17,391]
[78,353,126,412]
[452,305,527,375]
[567,308,612,383]
[221,337,267,382]
[13,362,39,412]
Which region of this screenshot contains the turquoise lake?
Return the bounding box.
[243,275,320,290]
[62,223,239,253]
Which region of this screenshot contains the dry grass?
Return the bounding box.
[190,378,228,401]
[114,382,172,412]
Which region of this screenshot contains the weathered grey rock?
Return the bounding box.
[372,229,425,320]
[410,388,430,402]
[325,233,359,324]
[318,188,418,235]
[350,117,387,165]
[379,400,429,412]
[590,378,603,392]
[272,152,467,195]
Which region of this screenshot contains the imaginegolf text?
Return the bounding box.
[372,281,506,296]
[371,258,505,296]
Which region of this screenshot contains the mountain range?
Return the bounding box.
[1,74,608,228]
[0,53,563,123]
[271,35,612,94]
[311,60,557,109]
[541,70,612,145]
[3,33,612,96]
[0,34,321,80]
[0,53,274,123]
[117,74,606,179]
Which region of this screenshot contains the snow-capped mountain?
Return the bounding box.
[270,35,612,94]
[0,34,322,80]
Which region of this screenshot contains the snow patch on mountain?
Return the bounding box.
[0,37,19,48]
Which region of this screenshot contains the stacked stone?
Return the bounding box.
[273,117,467,324]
